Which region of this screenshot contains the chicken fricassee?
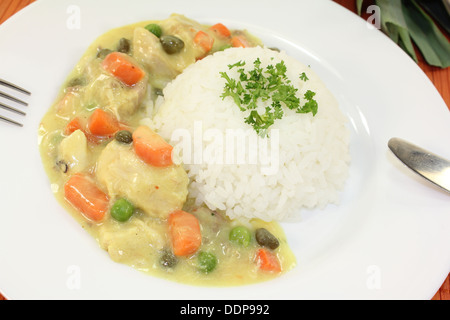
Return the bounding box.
[39,14,295,286]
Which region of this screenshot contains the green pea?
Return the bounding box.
[110,198,134,222]
[198,251,217,273]
[229,226,252,247]
[145,23,162,38]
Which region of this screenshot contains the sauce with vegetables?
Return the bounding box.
[38,14,295,286]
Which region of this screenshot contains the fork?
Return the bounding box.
[0,78,31,127]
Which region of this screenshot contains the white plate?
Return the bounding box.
[0,0,449,300]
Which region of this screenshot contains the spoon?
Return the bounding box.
[388,137,450,193]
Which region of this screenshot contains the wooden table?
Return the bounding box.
[333,0,450,301]
[0,0,448,300]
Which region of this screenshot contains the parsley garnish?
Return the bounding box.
[297,90,318,116]
[220,59,318,136]
[299,72,309,81]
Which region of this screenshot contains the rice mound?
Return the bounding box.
[149,47,350,221]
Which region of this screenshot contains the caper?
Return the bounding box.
[159,249,178,268]
[56,160,68,173]
[154,88,164,96]
[115,130,133,144]
[96,48,112,59]
[160,35,184,54]
[255,228,279,250]
[117,38,131,54]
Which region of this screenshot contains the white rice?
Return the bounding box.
[146,47,350,222]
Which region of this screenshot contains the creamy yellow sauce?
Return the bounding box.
[38,14,296,286]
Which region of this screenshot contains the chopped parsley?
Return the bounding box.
[220,58,318,136]
[299,72,309,81]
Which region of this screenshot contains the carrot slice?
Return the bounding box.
[64,117,83,135]
[168,210,202,256]
[88,108,120,136]
[132,125,173,167]
[64,174,109,222]
[210,23,231,38]
[102,52,145,86]
[231,35,249,48]
[256,248,281,272]
[64,115,113,144]
[194,30,214,53]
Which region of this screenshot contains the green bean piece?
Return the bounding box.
[160,35,184,54]
[84,102,97,111]
[110,198,134,222]
[115,130,133,144]
[96,48,113,59]
[66,77,86,88]
[145,23,162,38]
[229,226,252,247]
[255,228,280,250]
[218,44,232,52]
[198,251,217,273]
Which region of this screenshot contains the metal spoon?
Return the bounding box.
[388,137,450,193]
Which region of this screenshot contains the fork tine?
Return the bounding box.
[0,78,31,95]
[0,90,28,106]
[0,102,26,116]
[0,79,30,127]
[0,114,23,127]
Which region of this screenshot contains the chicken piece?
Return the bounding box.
[159,14,205,59]
[133,27,178,88]
[55,88,82,118]
[96,140,188,218]
[97,213,167,266]
[133,14,204,88]
[82,58,148,119]
[58,129,88,174]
